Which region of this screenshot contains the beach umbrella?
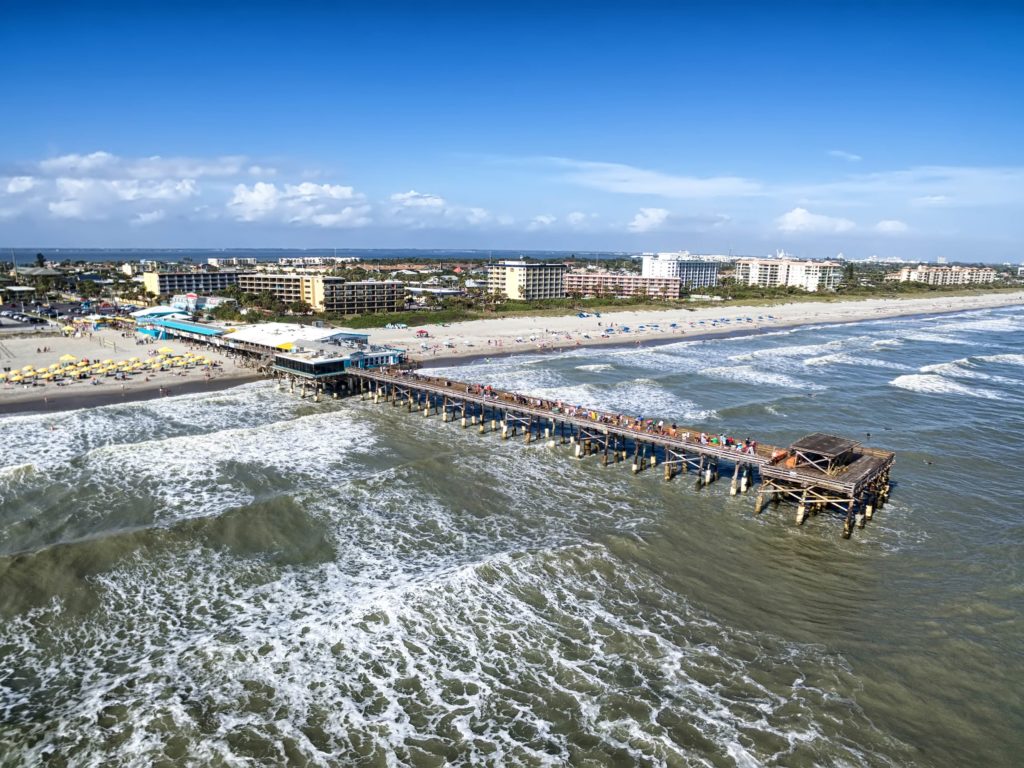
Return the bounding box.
[22,365,34,371]
[102,359,114,365]
[62,325,75,332]
[10,375,22,382]
[158,346,175,354]
[59,354,78,363]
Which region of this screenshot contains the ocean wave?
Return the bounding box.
[919,357,1021,386]
[0,381,297,474]
[888,374,1004,399]
[530,380,717,421]
[977,353,1024,367]
[702,365,825,391]
[803,353,913,370]
[0,543,912,766]
[575,363,614,372]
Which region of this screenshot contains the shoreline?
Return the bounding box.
[0,373,262,417]
[366,291,1024,366]
[1,291,1021,416]
[416,292,1024,369]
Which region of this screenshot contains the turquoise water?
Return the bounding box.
[1,306,1022,766]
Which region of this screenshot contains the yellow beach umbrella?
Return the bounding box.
[59,354,78,363]
[49,363,61,370]
[62,325,75,332]
[158,346,175,355]
[102,359,114,365]
[10,375,22,382]
[22,365,34,372]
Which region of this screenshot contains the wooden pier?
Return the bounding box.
[280,367,894,539]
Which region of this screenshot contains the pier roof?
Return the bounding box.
[789,432,858,458]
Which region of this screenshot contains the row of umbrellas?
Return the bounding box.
[1,349,217,383]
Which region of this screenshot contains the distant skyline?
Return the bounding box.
[2,1,1022,261]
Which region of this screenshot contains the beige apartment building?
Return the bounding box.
[889,265,997,285]
[566,271,682,298]
[238,273,404,313]
[733,259,841,292]
[237,273,328,308]
[487,260,567,300]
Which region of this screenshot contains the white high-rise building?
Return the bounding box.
[641,252,719,287]
[733,259,841,292]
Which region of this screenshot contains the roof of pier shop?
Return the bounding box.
[225,322,369,349]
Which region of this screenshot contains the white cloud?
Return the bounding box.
[5,176,36,194]
[46,177,198,220]
[551,157,762,198]
[48,199,86,219]
[387,190,493,228]
[247,165,276,177]
[776,207,855,233]
[526,214,557,231]
[828,149,862,162]
[566,211,599,228]
[911,194,950,207]
[229,182,370,228]
[303,206,373,228]
[40,151,116,174]
[132,209,166,226]
[628,208,671,233]
[391,190,446,208]
[228,182,280,221]
[875,219,908,233]
[284,182,358,201]
[40,151,244,180]
[462,207,490,225]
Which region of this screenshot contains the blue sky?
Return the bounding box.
[1,1,1022,260]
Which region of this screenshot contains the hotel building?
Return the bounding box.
[640,253,720,288]
[237,273,404,314]
[566,272,682,298]
[889,265,998,285]
[142,270,241,296]
[487,261,567,300]
[733,259,841,292]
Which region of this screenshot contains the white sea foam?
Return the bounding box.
[0,542,906,766]
[0,381,296,474]
[575,363,614,372]
[888,374,1004,399]
[702,365,825,391]
[977,353,1024,367]
[903,331,973,347]
[803,353,912,370]
[529,380,717,421]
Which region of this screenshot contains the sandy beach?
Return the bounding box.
[0,327,259,415]
[363,291,1024,362]
[1,291,1021,415]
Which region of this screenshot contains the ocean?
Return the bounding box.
[1,305,1022,766]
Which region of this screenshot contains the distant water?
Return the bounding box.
[5,248,621,264]
[1,306,1022,766]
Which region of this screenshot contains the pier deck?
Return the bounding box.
[267,364,892,539]
[316,368,895,539]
